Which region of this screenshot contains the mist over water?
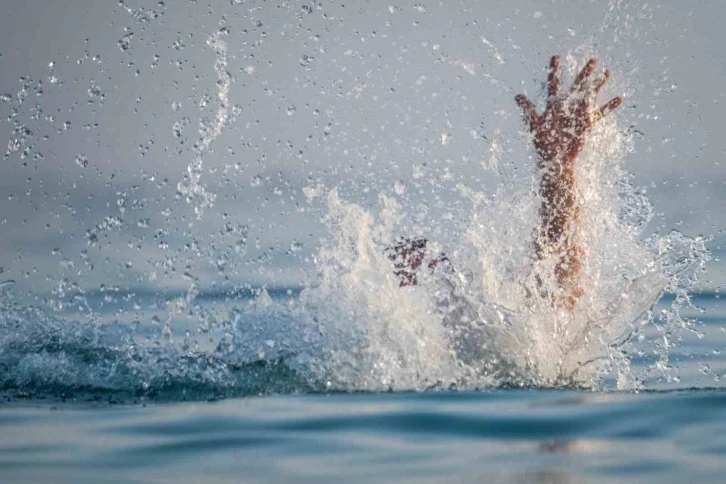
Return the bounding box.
[0,1,719,400]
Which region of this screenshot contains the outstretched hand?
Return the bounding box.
[515,55,623,163]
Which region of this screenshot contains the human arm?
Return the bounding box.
[515,55,623,308]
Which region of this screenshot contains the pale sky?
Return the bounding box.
[0,0,724,305]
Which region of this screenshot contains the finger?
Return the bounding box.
[515,94,540,129]
[547,55,561,98]
[593,96,623,123]
[600,96,623,116]
[594,69,610,94]
[572,58,598,92]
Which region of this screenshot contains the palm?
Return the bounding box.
[516,56,622,163]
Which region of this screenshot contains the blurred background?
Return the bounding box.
[0,0,723,306]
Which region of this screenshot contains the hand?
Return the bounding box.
[387,238,450,287]
[515,55,623,163]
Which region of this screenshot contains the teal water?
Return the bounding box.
[1,289,724,483]
[2,390,725,483]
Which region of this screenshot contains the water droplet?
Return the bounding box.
[173,118,187,137]
[235,239,247,255]
[7,138,23,153]
[88,85,104,101]
[117,32,133,51]
[251,174,263,187]
[75,154,88,168]
[291,240,304,252]
[172,101,182,111]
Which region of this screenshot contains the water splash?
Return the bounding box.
[270,55,710,391]
[0,43,711,399]
[169,27,235,352]
[177,27,232,219]
[0,281,312,399]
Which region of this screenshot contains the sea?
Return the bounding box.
[0,289,724,483]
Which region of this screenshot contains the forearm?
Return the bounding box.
[537,155,580,251]
[535,153,584,308]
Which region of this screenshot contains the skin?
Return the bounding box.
[515,55,623,309]
[391,55,623,312]
[388,237,448,287]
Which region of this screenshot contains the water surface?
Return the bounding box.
[2,389,725,483]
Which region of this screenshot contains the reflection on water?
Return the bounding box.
[539,439,604,454]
